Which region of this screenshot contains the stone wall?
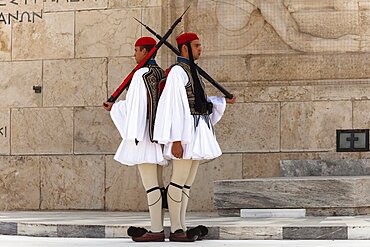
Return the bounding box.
[0,0,370,211]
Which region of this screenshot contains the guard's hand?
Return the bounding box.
[103,102,113,111]
[226,96,236,104]
[171,141,183,159]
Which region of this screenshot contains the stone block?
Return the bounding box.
[11,108,73,155]
[348,226,370,240]
[280,159,370,177]
[185,1,269,56]
[205,83,245,103]
[315,83,370,101]
[188,154,242,211]
[105,226,129,238]
[142,7,162,39]
[18,223,57,237]
[13,12,74,60]
[219,226,282,240]
[245,86,313,102]
[281,101,352,151]
[105,156,147,211]
[214,177,370,211]
[0,156,40,210]
[0,61,42,107]
[198,56,248,83]
[109,0,162,8]
[43,58,107,107]
[0,222,17,235]
[76,9,141,58]
[243,152,364,179]
[280,152,361,161]
[238,23,293,55]
[40,155,105,210]
[283,226,347,240]
[74,107,121,154]
[0,24,11,61]
[242,153,281,179]
[108,57,137,99]
[360,11,370,39]
[284,0,358,12]
[216,103,280,152]
[0,109,10,155]
[241,209,306,218]
[57,225,105,238]
[291,11,360,38]
[244,54,370,82]
[353,101,370,129]
[44,0,107,12]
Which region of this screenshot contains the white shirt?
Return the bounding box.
[110,67,166,166]
[153,64,226,160]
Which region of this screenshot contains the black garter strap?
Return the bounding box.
[182,185,191,198]
[146,186,160,194]
[146,187,161,207]
[168,182,183,203]
[170,182,183,190]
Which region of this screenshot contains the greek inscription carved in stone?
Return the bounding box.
[0,0,91,24]
[0,126,7,137]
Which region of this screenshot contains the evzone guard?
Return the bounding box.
[103,36,168,242]
[153,32,236,241]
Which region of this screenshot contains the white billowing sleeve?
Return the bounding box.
[110,68,148,142]
[208,96,226,125]
[154,66,193,145]
[110,100,127,140]
[124,68,148,142]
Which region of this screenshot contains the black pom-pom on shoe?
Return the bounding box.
[127,226,148,237]
[195,225,208,240]
[186,227,201,239]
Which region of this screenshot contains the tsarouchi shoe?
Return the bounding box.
[169,229,200,242]
[132,230,165,242]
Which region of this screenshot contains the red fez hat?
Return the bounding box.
[135,37,157,47]
[176,32,199,45]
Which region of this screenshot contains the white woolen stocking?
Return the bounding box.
[167,159,193,233]
[180,161,199,230]
[138,163,163,233]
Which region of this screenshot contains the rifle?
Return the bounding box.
[104,5,191,104]
[134,18,234,99]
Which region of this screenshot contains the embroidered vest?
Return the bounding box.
[176,61,211,115]
[142,62,165,142]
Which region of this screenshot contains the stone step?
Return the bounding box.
[2,211,370,240]
[240,209,306,218]
[214,176,370,216]
[280,159,370,177]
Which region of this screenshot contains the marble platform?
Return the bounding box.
[214,176,370,216]
[2,211,370,240]
[280,159,370,177]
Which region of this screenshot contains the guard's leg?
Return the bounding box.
[167,159,201,242]
[167,159,192,233]
[180,160,199,231]
[137,163,163,233]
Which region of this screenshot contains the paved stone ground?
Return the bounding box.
[2,235,370,247]
[2,211,370,240]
